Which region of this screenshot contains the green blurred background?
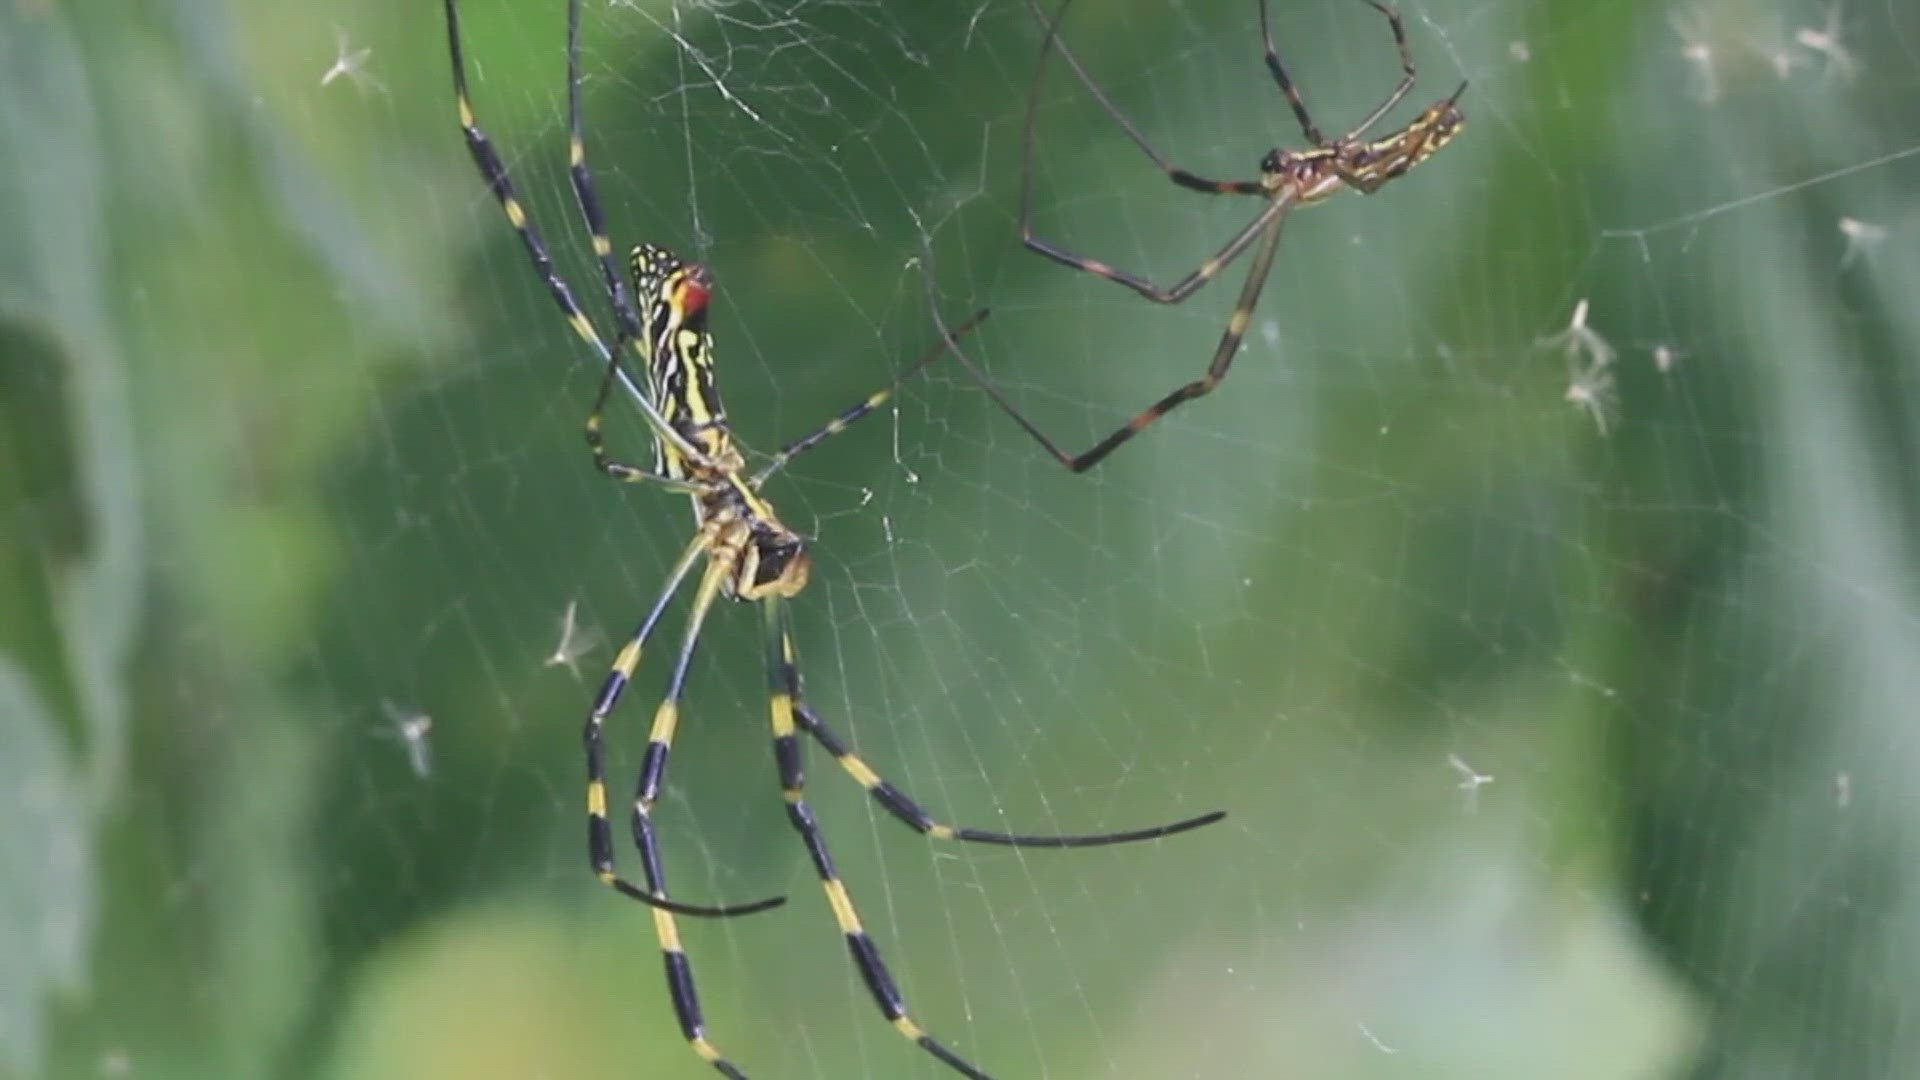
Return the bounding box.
[6,0,1920,1077]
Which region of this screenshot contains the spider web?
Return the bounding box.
[8,0,1920,1078]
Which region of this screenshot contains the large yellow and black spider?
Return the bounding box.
[440,1,1224,1076]
[952,0,1467,474]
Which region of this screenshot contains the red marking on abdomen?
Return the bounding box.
[677,269,711,315]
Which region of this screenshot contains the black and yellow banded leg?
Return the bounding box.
[585,531,780,919]
[442,0,710,473]
[584,359,704,492]
[764,600,992,1080]
[561,0,645,346]
[792,701,1224,847]
[571,74,696,497]
[629,556,764,1077]
[557,0,708,479]
[444,0,603,366]
[750,308,992,486]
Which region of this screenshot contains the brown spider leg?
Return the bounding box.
[964,192,1293,473]
[1022,181,1290,305]
[1260,0,1417,147]
[792,701,1224,846]
[1021,0,1266,209]
[1004,0,1310,471]
[763,600,992,1080]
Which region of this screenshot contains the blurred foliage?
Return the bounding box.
[4,0,1920,1078]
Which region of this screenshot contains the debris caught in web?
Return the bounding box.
[321,26,384,95]
[1537,299,1618,436]
[379,702,434,779]
[1837,216,1887,268]
[545,599,602,680]
[1670,8,1724,103]
[1448,753,1494,814]
[1794,4,1860,83]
